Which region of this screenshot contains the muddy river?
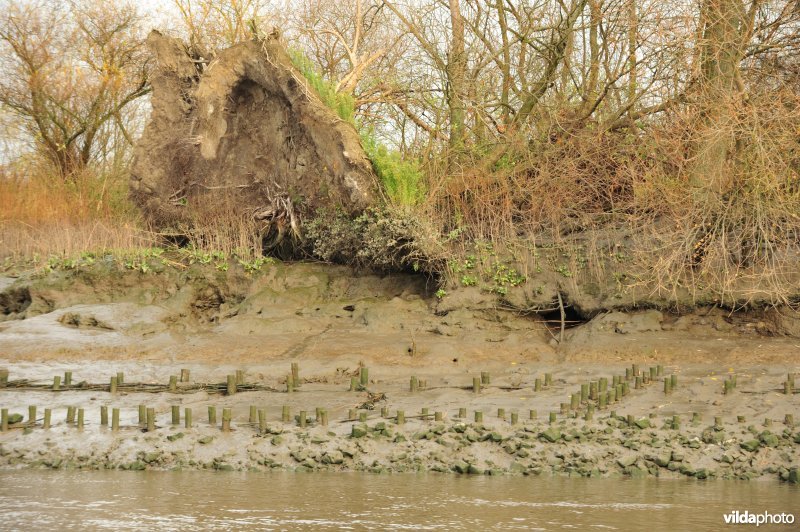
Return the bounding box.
[0,471,797,530]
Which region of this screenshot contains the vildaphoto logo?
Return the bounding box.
[723,510,795,526]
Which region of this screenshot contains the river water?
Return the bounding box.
[0,471,796,530]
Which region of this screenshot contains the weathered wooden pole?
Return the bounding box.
[396,410,405,425]
[169,375,178,392]
[258,409,266,432]
[53,376,61,391]
[111,408,119,431]
[545,373,553,387]
[0,369,8,387]
[281,405,290,423]
[291,363,300,387]
[77,408,84,430]
[110,376,117,394]
[44,408,51,429]
[510,412,519,425]
[534,378,543,392]
[474,411,483,423]
[185,408,192,429]
[172,405,180,425]
[138,405,146,426]
[116,372,124,385]
[481,372,490,385]
[28,405,37,426]
[349,376,358,391]
[497,408,505,419]
[360,367,369,387]
[227,375,237,395]
[320,409,329,427]
[146,408,155,432]
[221,408,231,432]
[299,410,308,427]
[236,370,245,385]
[67,406,76,424]
[459,407,467,418]
[64,371,72,387]
[100,406,108,426]
[208,406,217,425]
[1,409,7,432]
[180,368,190,382]
[249,405,257,424]
[473,377,481,393]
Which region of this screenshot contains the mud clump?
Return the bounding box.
[131,30,379,236]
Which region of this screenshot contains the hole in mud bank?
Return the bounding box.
[0,286,32,317]
[538,298,589,333]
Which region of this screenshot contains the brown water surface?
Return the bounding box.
[0,471,797,530]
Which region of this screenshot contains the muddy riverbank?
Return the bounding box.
[1,262,798,481]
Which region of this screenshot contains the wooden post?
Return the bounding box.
[664,378,671,395]
[785,414,794,426]
[236,370,245,385]
[570,394,579,410]
[481,371,490,385]
[286,374,294,393]
[737,415,745,423]
[381,407,389,418]
[632,363,639,377]
[100,406,108,426]
[282,405,290,423]
[138,405,146,426]
[589,381,598,401]
[299,410,307,427]
[208,406,217,425]
[222,408,231,432]
[258,409,266,432]
[348,408,356,420]
[53,376,61,391]
[714,416,722,429]
[64,371,72,387]
[672,415,680,430]
[545,373,553,387]
[0,368,8,387]
[1,409,7,432]
[549,412,557,424]
[360,367,369,387]
[357,411,366,423]
[419,379,427,390]
[627,414,634,426]
[180,369,190,382]
[599,377,608,392]
[529,409,537,420]
[111,408,119,431]
[622,382,630,396]
[585,405,594,421]
[146,408,155,432]
[172,405,180,425]
[396,410,405,425]
[435,411,443,422]
[581,383,589,403]
[657,365,664,376]
[459,407,467,418]
[724,380,731,395]
[473,377,481,393]
[320,409,329,426]
[28,405,37,426]
[421,407,429,418]
[67,406,76,424]
[497,408,505,419]
[634,376,642,390]
[249,406,257,424]
[349,376,358,391]
[117,372,124,385]
[77,408,84,430]
[410,376,418,393]
[474,411,483,423]
[560,402,568,414]
[599,393,607,410]
[670,374,677,389]
[44,408,51,429]
[227,375,236,395]
[185,408,192,429]
[625,368,632,381]
[510,412,519,425]
[110,376,117,394]
[764,417,772,428]
[169,375,177,392]
[691,412,701,424]
[785,381,792,395]
[534,378,542,392]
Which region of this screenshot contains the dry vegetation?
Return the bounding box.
[1,0,799,308]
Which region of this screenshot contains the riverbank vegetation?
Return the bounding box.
[1,0,799,310]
